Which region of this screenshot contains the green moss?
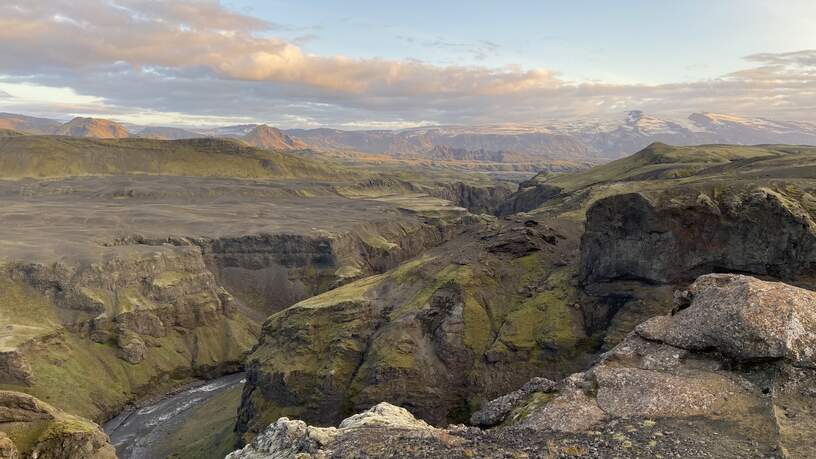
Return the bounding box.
[360,234,399,251]
[390,264,473,319]
[506,391,556,424]
[3,420,49,454]
[0,313,256,421]
[493,267,582,355]
[0,277,61,351]
[463,295,492,354]
[0,136,349,180]
[297,275,383,308]
[151,271,188,288]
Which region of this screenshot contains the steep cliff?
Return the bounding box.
[580,185,816,286]
[427,182,514,215]
[234,218,602,443]
[0,391,116,459]
[228,274,816,458]
[0,245,257,422]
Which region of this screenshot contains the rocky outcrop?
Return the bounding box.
[637,274,816,365]
[496,177,562,216]
[227,402,452,459]
[0,391,116,459]
[230,274,816,458]
[469,377,555,427]
[9,246,240,365]
[427,182,514,214]
[1,245,256,421]
[0,351,32,386]
[194,218,464,318]
[495,274,816,456]
[580,187,816,285]
[235,218,594,443]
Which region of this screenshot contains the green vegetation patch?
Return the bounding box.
[156,384,243,459]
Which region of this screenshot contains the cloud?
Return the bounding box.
[0,0,558,96]
[0,1,815,127]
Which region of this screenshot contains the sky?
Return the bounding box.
[0,0,815,129]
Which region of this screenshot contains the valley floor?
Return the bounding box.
[104,373,245,459]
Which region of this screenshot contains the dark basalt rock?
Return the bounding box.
[579,187,816,286]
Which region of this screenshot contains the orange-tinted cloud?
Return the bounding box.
[0,1,815,126]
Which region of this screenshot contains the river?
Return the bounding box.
[103,373,245,459]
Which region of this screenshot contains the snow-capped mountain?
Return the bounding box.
[3,111,816,161]
[288,111,816,160]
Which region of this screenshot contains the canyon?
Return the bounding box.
[0,136,815,458]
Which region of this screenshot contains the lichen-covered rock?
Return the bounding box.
[637,274,816,366]
[116,330,147,364]
[469,377,555,427]
[0,391,116,459]
[517,374,606,433]
[593,366,745,418]
[227,403,440,459]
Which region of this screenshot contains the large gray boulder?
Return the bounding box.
[637,274,816,366]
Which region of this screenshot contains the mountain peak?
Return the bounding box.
[242,124,307,150]
[626,110,645,124]
[56,117,129,139]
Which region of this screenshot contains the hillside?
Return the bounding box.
[0,135,343,180]
[54,117,129,139]
[241,125,307,150]
[234,144,816,457]
[0,128,24,138]
[0,113,61,134]
[500,142,816,217]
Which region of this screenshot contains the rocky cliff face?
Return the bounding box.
[121,217,466,320]
[227,274,816,458]
[0,244,257,422]
[427,182,514,215]
[496,180,563,216]
[234,218,601,443]
[579,186,816,286]
[0,391,116,459]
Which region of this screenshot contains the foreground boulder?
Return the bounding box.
[0,391,116,459]
[230,274,816,458]
[637,274,816,365]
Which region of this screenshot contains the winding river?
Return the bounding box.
[103,373,245,459]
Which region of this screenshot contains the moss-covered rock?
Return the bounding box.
[236,218,599,441]
[0,246,258,422]
[0,391,116,459]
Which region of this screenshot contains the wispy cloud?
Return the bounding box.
[0,0,814,127]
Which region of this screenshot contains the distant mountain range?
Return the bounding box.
[3,111,816,160]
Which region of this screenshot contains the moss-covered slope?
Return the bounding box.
[0,136,343,180]
[236,217,607,442]
[500,142,816,219]
[0,245,258,422]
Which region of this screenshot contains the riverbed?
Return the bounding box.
[104,373,245,459]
